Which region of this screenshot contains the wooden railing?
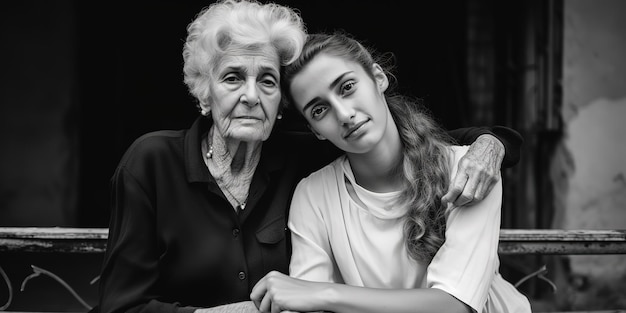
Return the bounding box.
[0,228,107,254]
[1,227,625,312]
[1,227,625,255]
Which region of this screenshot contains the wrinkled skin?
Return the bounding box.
[442,134,505,207]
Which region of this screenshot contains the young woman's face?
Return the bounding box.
[204,47,282,143]
[289,53,390,154]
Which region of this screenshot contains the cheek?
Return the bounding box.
[263,95,282,117]
[210,104,230,124]
[210,80,240,100]
[210,92,241,117]
[309,120,334,138]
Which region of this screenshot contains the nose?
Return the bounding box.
[332,98,356,124]
[240,76,260,107]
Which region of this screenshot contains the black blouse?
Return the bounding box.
[96,116,522,313]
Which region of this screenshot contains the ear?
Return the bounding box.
[199,99,211,116]
[307,124,327,140]
[372,63,389,93]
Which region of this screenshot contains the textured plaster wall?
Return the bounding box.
[552,0,626,308]
[561,99,626,273]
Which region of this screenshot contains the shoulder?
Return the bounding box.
[446,145,469,179]
[448,145,470,162]
[297,157,344,188]
[289,157,345,223]
[291,156,344,205]
[118,130,186,169]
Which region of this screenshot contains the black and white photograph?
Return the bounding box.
[1,0,625,312]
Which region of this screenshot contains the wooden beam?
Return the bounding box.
[0,228,625,254]
[0,227,107,253]
[498,229,626,254]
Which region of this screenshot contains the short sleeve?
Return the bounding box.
[288,177,339,283]
[426,146,502,312]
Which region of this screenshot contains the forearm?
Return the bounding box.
[320,284,471,313]
[447,126,523,168]
[490,126,522,168]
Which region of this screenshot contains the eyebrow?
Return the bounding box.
[301,71,353,114]
[220,64,279,77]
[258,64,279,76]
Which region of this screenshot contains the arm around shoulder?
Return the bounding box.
[447,125,523,168]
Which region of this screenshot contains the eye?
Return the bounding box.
[310,104,329,120]
[222,73,243,84]
[340,80,356,96]
[259,74,278,89]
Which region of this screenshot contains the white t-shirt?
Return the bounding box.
[288,145,531,313]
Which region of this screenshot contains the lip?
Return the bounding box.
[343,119,369,139]
[234,116,263,121]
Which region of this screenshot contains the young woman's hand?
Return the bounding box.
[442,134,504,207]
[250,271,330,313]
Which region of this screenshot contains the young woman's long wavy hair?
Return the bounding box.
[282,31,455,262]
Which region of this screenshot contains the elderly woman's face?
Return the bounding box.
[207,47,282,143]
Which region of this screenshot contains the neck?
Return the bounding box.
[205,126,262,210]
[210,127,262,176]
[346,111,404,193]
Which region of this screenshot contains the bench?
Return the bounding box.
[1,228,625,312]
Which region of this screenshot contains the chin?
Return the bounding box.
[232,129,271,143]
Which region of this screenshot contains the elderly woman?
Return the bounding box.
[95,1,522,312]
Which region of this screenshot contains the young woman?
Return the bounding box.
[250,32,532,313]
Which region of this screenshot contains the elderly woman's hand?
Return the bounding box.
[442,134,505,207]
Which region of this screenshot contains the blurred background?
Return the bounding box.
[1,0,625,311]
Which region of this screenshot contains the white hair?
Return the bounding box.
[182,0,307,106]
